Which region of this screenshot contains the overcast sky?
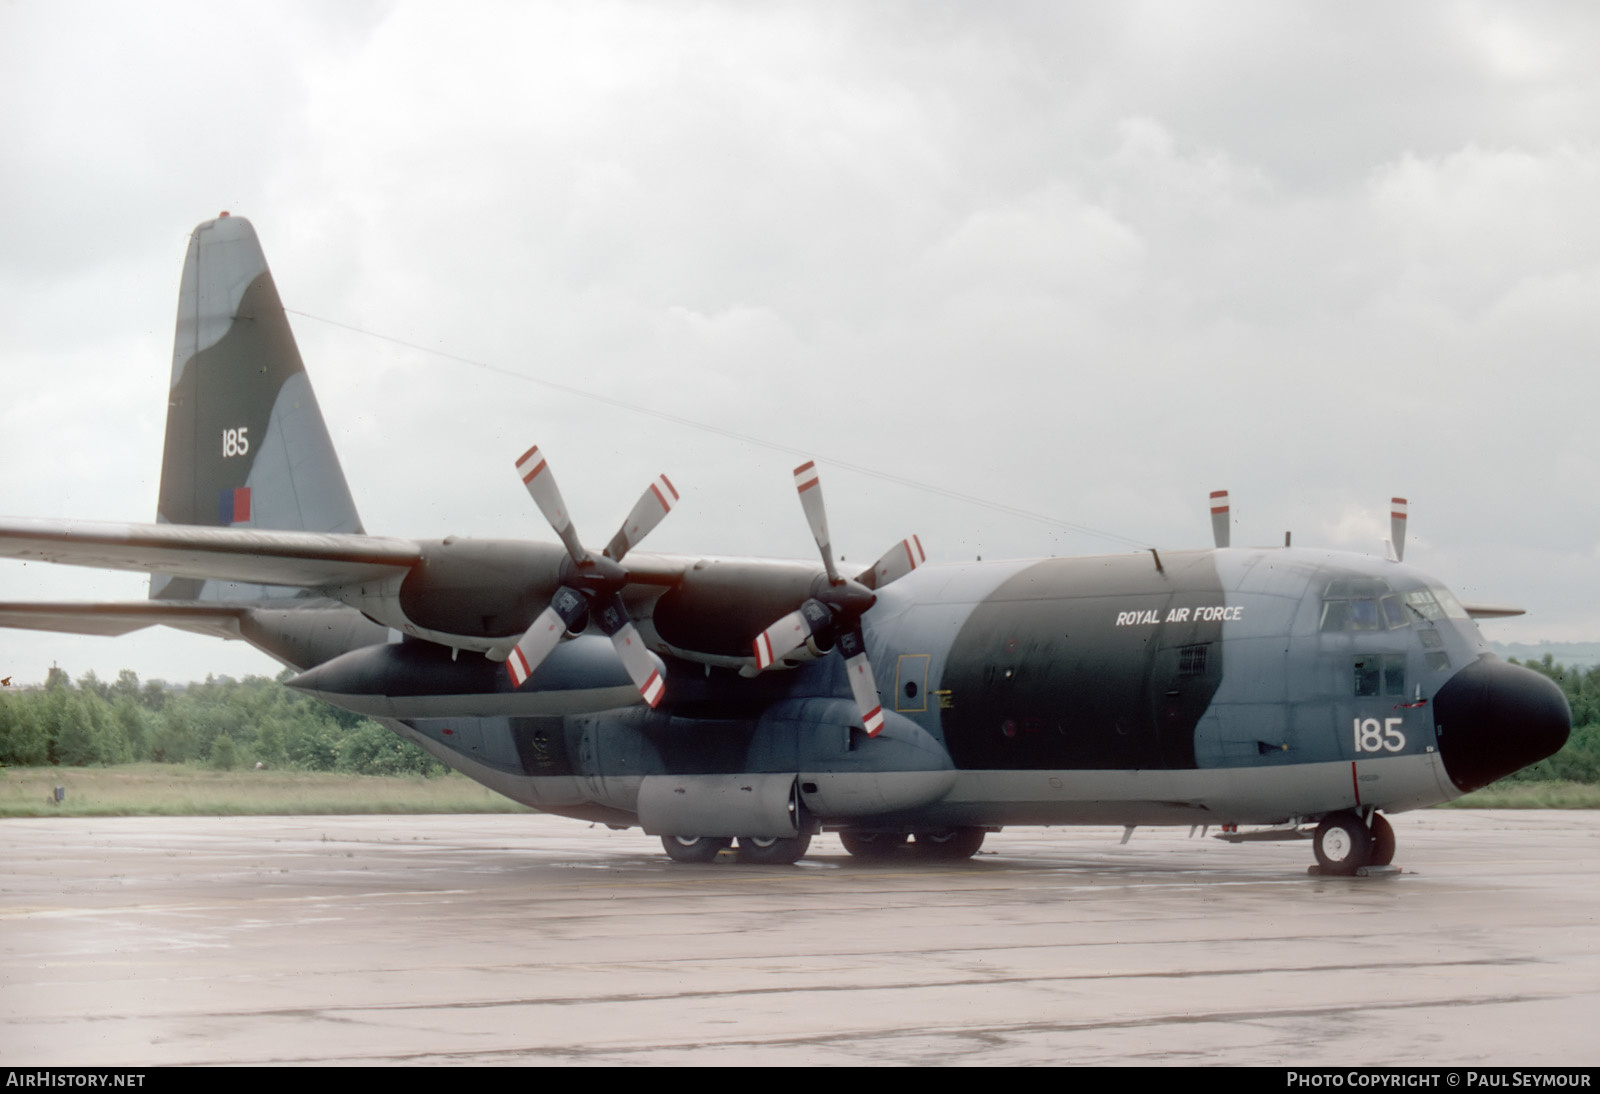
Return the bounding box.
[1,1,1597,686]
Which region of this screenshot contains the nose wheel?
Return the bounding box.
[1312,811,1395,875]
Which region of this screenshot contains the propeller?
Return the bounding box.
[503,445,676,708]
[749,461,925,737]
[1209,489,1230,549]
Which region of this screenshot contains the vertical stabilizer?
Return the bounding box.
[153,215,364,600]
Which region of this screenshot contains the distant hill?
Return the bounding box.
[1491,642,1600,670]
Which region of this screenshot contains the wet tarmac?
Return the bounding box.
[1,810,1596,1066]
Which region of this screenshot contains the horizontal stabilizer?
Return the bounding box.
[0,517,419,589]
[0,600,249,640]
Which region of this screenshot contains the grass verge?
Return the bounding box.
[1438,781,1600,809]
[0,763,534,817]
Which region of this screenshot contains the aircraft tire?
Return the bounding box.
[839,830,909,860]
[661,835,732,863]
[1368,813,1396,867]
[913,827,986,860]
[737,833,812,865]
[1313,812,1373,875]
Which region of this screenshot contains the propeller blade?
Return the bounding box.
[516,445,589,563]
[1210,489,1230,549]
[505,586,589,688]
[793,461,839,583]
[604,474,679,562]
[838,626,885,737]
[589,592,665,707]
[610,623,665,707]
[1390,497,1408,562]
[506,605,566,687]
[752,598,832,670]
[864,535,925,589]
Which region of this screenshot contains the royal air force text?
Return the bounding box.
[1114,606,1243,627]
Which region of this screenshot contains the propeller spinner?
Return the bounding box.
[749,461,925,737]
[503,446,676,708]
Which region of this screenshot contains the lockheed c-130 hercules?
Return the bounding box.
[0,215,1571,874]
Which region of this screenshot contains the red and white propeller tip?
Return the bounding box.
[869,536,926,588]
[1390,497,1408,562]
[517,444,587,563]
[606,474,679,561]
[1209,489,1230,549]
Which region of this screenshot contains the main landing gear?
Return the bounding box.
[660,835,732,863]
[659,826,987,865]
[838,826,987,862]
[658,833,812,865]
[1311,810,1396,876]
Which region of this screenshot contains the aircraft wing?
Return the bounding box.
[0,517,420,588]
[0,601,250,640]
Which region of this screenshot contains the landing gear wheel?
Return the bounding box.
[661,835,731,863]
[839,830,909,860]
[1313,812,1373,876]
[737,832,812,865]
[1368,813,1396,867]
[914,827,986,860]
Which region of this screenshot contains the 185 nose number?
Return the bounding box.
[1354,717,1406,753]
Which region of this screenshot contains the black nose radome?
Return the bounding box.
[1432,656,1571,793]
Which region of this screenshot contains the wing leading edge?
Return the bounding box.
[0,517,420,589]
[0,601,249,640]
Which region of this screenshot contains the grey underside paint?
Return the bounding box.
[397,749,1451,832]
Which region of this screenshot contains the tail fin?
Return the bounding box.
[152,214,364,600]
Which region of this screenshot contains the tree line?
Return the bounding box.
[0,668,445,777]
[1511,655,1600,783]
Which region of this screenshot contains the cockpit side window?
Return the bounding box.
[1404,589,1445,622]
[1432,586,1470,620]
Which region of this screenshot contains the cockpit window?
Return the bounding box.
[1325,577,1392,598]
[1320,578,1407,633]
[1404,589,1445,622]
[1432,586,1470,620]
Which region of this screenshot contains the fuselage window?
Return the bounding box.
[1383,653,1405,695]
[1353,654,1407,697]
[1353,656,1380,696]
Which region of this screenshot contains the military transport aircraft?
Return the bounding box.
[0,215,1571,874]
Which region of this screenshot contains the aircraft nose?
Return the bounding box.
[1431,656,1571,793]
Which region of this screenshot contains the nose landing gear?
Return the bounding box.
[1312,811,1396,876]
